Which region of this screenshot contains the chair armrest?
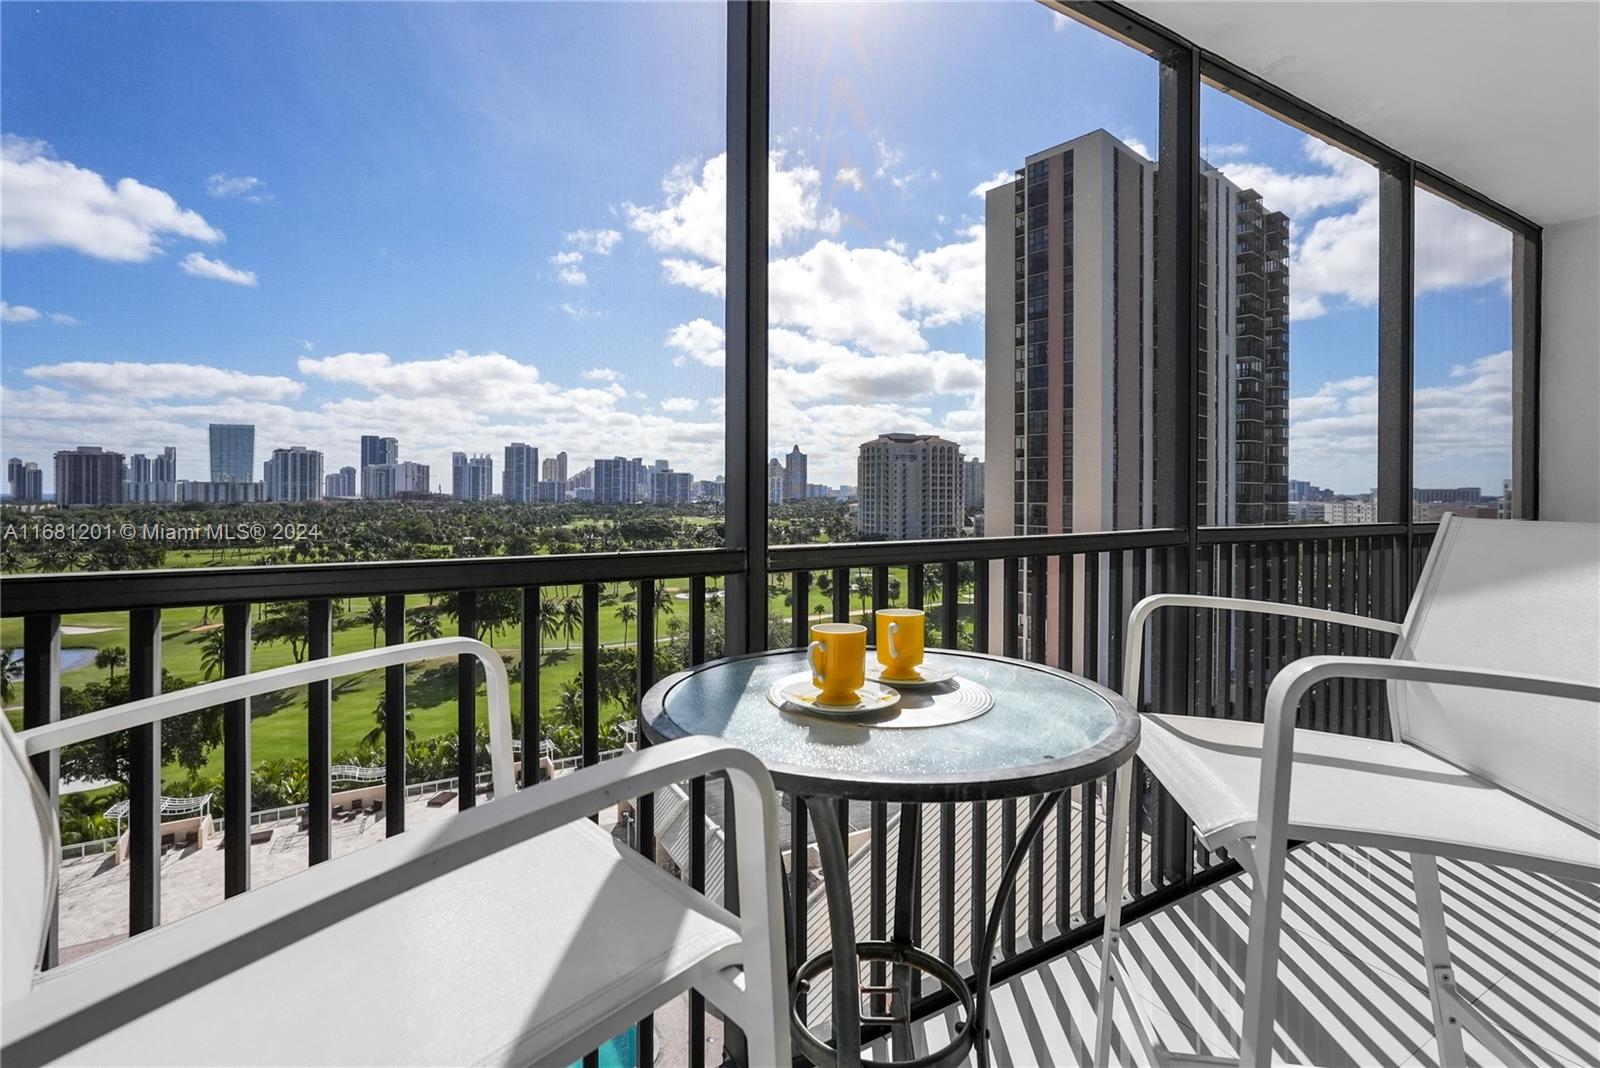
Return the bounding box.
[1252,654,1600,903]
[1121,593,1403,703]
[2,736,784,1066]
[14,637,516,795]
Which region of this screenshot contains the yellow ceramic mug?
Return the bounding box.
[808,622,867,704]
[876,608,926,681]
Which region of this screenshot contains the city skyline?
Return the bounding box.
[1,3,1516,499]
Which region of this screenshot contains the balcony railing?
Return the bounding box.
[3,523,1434,1065]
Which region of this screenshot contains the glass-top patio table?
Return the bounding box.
[640,648,1140,1068]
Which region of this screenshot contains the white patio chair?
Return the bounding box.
[1094,516,1600,1067]
[1,637,789,1067]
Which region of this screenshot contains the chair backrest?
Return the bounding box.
[1,719,57,1003]
[1392,516,1600,833]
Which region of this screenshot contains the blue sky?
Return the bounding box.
[2,1,1515,498]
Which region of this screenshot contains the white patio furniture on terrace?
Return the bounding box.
[1096,516,1600,1067]
[1,637,788,1067]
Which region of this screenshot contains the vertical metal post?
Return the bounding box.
[1378,162,1416,563]
[633,579,656,1068]
[689,576,708,666]
[1000,558,1019,658]
[939,560,959,649]
[127,607,162,933]
[307,599,332,864]
[1157,42,1200,544]
[1512,228,1541,519]
[384,593,407,835]
[521,586,541,788]
[22,613,60,968]
[689,772,708,1068]
[790,569,810,648]
[582,582,600,769]
[222,602,252,898]
[456,590,478,809]
[832,566,850,623]
[724,0,770,656]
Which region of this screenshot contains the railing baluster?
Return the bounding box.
[870,800,888,1005]
[455,590,478,810]
[689,576,707,666]
[871,564,889,631]
[721,776,746,1065]
[939,561,959,649]
[1027,554,1047,665]
[907,562,924,610]
[1001,557,1020,658]
[1058,554,1076,674]
[689,774,707,1068]
[222,602,252,897]
[791,569,809,649]
[127,608,162,933]
[22,613,60,969]
[1080,555,1100,918]
[581,582,600,771]
[938,802,956,964]
[832,566,850,623]
[1195,549,1214,716]
[969,799,987,968]
[307,599,332,864]
[384,594,407,834]
[633,579,656,1068]
[973,560,989,653]
[1055,769,1073,930]
[790,793,809,1020]
[520,586,541,788]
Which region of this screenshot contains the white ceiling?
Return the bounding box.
[1126,1,1600,226]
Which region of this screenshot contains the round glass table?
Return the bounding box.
[640,648,1140,1068]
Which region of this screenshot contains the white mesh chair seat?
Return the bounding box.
[1141,713,1600,879]
[34,818,738,1067]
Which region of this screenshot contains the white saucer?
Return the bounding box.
[766,672,902,718]
[865,662,959,688]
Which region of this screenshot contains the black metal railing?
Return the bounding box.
[3,524,1433,1065]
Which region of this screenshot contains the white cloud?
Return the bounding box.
[835,167,864,191]
[24,360,303,401]
[556,264,587,286]
[2,135,223,261]
[550,250,584,266]
[659,396,698,412]
[666,318,725,368]
[565,228,621,255]
[969,170,1017,198]
[1202,141,1249,161]
[1288,353,1512,492]
[50,313,80,326]
[1117,133,1153,162]
[300,339,315,351]
[559,302,600,321]
[205,173,268,202]
[1,300,41,322]
[582,367,623,383]
[180,252,258,286]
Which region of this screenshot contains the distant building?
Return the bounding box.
[208,424,255,483]
[783,445,807,502]
[570,466,593,491]
[125,481,177,503]
[54,446,126,506]
[178,480,264,504]
[767,459,785,505]
[1499,478,1515,519]
[504,443,539,502]
[541,452,568,483]
[856,433,963,539]
[651,469,694,505]
[126,445,179,502]
[153,446,178,485]
[365,461,430,499]
[6,458,43,502]
[325,466,358,499]
[594,457,646,504]
[963,457,985,511]
[1412,486,1484,506]
[359,435,400,498]
[264,446,324,502]
[535,480,567,502]
[693,479,726,502]
[452,452,495,501]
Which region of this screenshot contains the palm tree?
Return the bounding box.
[95,646,129,682]
[850,573,873,617]
[199,629,227,680]
[408,608,442,642]
[653,579,676,619]
[559,595,582,649]
[617,602,637,644]
[362,693,414,748]
[361,598,386,646]
[554,678,584,723]
[537,594,563,646]
[0,649,22,705]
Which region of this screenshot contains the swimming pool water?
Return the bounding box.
[568,1027,636,1068]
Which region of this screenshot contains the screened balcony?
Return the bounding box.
[3,1,1598,1066]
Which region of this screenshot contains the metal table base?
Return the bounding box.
[794,790,1069,1068]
